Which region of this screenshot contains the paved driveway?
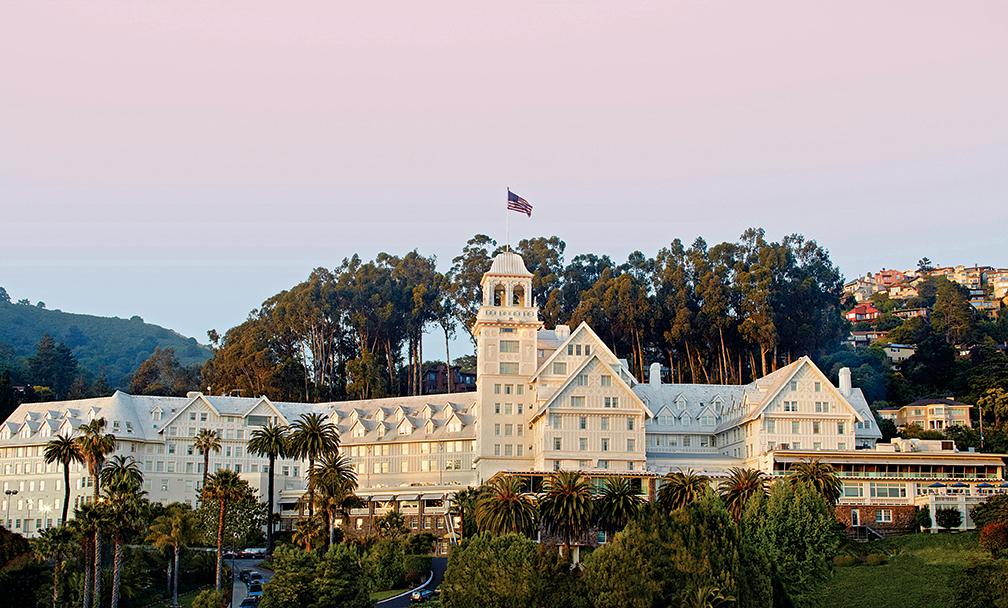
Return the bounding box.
[376,557,447,608]
[230,558,273,607]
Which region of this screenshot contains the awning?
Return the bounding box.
[396,494,419,501]
[419,493,446,501]
[977,483,994,488]
[928,482,946,488]
[951,482,969,488]
[775,453,1005,467]
[1001,482,1008,488]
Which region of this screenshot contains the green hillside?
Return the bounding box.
[0,297,210,389]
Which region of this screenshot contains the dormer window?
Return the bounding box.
[151,408,163,422]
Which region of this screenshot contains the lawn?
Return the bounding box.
[824,532,985,608]
[369,588,410,602]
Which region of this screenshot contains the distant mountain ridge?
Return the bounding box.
[0,297,210,389]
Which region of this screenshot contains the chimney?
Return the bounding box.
[555,324,570,339]
[838,367,852,396]
[649,362,662,386]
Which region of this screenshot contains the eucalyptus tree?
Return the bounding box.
[193,428,221,489]
[203,469,246,590]
[288,412,339,520]
[448,234,498,344]
[44,433,82,524]
[247,422,289,554]
[539,470,594,559]
[475,476,538,536]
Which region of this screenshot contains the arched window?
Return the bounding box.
[512,284,525,306]
[493,284,506,306]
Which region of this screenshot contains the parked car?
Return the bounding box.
[238,598,259,608]
[247,582,264,599]
[247,572,264,585]
[239,569,253,583]
[411,589,434,603]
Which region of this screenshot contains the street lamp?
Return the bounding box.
[4,489,18,530]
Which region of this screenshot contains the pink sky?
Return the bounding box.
[1,2,1007,349]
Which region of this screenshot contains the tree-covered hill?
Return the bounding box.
[0,291,210,389]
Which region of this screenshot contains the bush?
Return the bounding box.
[972,495,1008,528]
[832,555,858,567]
[863,554,886,566]
[366,538,406,591]
[405,532,437,555]
[191,589,226,608]
[936,507,963,531]
[951,560,1008,608]
[979,523,1008,558]
[914,506,931,530]
[403,554,433,586]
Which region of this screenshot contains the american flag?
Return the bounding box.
[507,189,533,217]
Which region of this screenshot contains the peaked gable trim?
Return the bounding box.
[530,322,619,381]
[530,353,655,423]
[158,394,219,432]
[742,357,865,424]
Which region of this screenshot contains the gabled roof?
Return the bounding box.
[739,357,866,425]
[530,353,654,423]
[531,322,619,382]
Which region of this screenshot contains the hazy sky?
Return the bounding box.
[2,2,1007,357]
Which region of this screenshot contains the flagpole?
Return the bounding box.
[505,187,510,252]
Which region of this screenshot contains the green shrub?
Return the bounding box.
[913,506,931,530]
[403,554,433,586]
[366,538,406,591]
[863,554,886,566]
[832,555,858,567]
[936,507,963,531]
[191,589,225,608]
[972,495,1008,528]
[979,523,1008,558]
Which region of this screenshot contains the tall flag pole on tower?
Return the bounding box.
[506,188,533,251]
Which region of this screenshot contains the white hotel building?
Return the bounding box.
[1,252,1005,549]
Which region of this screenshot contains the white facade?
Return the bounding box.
[17,251,1008,540]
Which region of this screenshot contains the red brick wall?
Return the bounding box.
[836,504,917,531]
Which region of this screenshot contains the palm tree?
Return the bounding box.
[475,476,538,536]
[88,503,112,608]
[311,452,358,547]
[44,434,83,525]
[292,515,324,552]
[193,429,222,489]
[450,487,481,539]
[70,504,100,608]
[595,476,643,536]
[247,422,288,554]
[657,469,710,512]
[100,456,145,608]
[788,459,842,505]
[718,467,768,521]
[288,412,339,520]
[75,418,116,501]
[539,470,594,560]
[35,525,75,608]
[146,504,198,608]
[103,475,145,608]
[202,469,245,590]
[100,455,143,490]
